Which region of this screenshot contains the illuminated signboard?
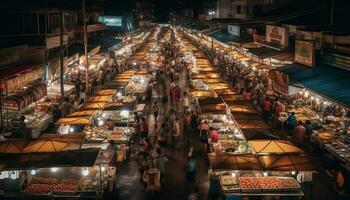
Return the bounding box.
[98,16,122,27]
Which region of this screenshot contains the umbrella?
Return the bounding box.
[258,154,316,172]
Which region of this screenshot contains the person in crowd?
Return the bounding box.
[184,111,192,143]
[158,123,168,154]
[140,117,149,140]
[18,116,27,138]
[62,97,73,117]
[153,148,168,186]
[185,147,196,190]
[209,127,219,144]
[182,91,189,113]
[293,121,306,147]
[262,97,271,121]
[286,112,297,133]
[106,118,115,130]
[152,101,159,126]
[79,90,86,103]
[198,120,209,153]
[172,117,181,146]
[52,104,62,123]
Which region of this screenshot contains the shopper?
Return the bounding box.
[209,127,219,144]
[140,117,149,139]
[52,104,62,123]
[182,91,189,113]
[106,118,115,130]
[62,97,73,117]
[153,148,168,185]
[152,101,159,126]
[185,147,196,190]
[158,123,168,154]
[293,121,306,147]
[198,120,209,153]
[286,112,297,132]
[172,117,181,147]
[262,97,271,121]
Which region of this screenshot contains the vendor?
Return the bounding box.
[52,104,62,123]
[106,118,115,130]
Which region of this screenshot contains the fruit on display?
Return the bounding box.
[239,176,300,189]
[31,177,58,185]
[218,140,238,150]
[23,184,55,194]
[277,177,300,188]
[54,184,78,192]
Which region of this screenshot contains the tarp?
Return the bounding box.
[248,140,304,154]
[0,149,100,170]
[198,97,224,106]
[86,95,111,103]
[79,102,107,110]
[0,140,30,154]
[258,154,316,172]
[56,117,90,125]
[103,102,134,111]
[95,89,115,96]
[235,118,269,129]
[190,90,216,98]
[276,63,350,107]
[68,110,95,117]
[209,153,263,171]
[200,104,227,115]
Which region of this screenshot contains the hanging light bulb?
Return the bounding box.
[263,171,268,177]
[51,168,58,172]
[101,166,106,172]
[231,172,236,177]
[31,170,36,175]
[82,168,89,176]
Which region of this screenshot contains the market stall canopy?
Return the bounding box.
[276,62,350,107]
[214,89,237,96]
[56,117,90,125]
[23,140,70,153]
[68,110,95,117]
[200,104,227,115]
[203,79,227,84]
[192,73,221,79]
[198,97,224,106]
[79,102,107,110]
[229,104,257,115]
[0,148,100,170]
[207,84,230,90]
[190,90,216,98]
[209,153,263,171]
[258,154,316,172]
[248,140,304,154]
[235,118,269,129]
[86,95,112,103]
[95,89,115,96]
[103,102,134,111]
[240,128,279,140]
[104,81,128,90]
[221,94,244,102]
[0,140,29,154]
[41,133,84,144]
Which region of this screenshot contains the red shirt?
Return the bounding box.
[262,100,271,112]
[209,130,219,143]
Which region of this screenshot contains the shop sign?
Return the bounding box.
[269,70,289,94]
[295,40,315,67]
[296,30,322,49]
[4,66,44,94]
[228,25,240,37]
[266,25,289,47]
[323,52,350,70]
[46,34,68,49]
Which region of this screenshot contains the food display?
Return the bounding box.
[31,177,59,185]
[79,179,99,191]
[23,184,56,195]
[54,183,78,193]
[239,176,300,191]
[220,175,238,186]
[85,126,134,143]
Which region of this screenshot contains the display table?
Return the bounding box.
[25,114,52,138]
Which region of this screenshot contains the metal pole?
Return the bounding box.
[330,0,334,45]
[83,0,89,92]
[59,1,65,102]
